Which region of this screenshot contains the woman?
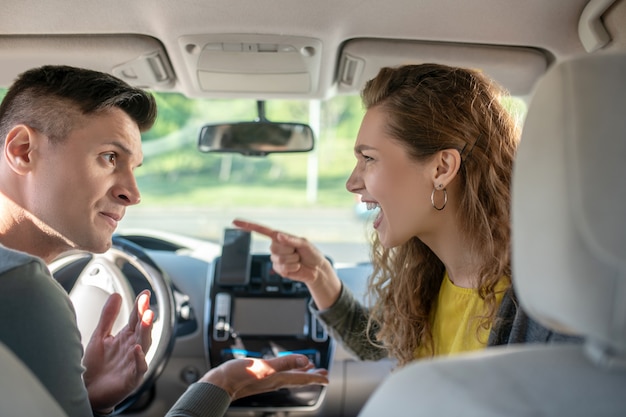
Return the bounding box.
[234,63,578,367]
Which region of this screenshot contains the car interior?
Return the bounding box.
[0,341,68,417]
[1,0,625,416]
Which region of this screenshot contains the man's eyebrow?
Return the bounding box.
[108,141,143,167]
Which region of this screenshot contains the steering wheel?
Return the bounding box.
[49,236,176,414]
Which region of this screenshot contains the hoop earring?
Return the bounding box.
[431,186,447,211]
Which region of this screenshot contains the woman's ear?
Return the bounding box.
[3,125,37,175]
[432,148,461,188]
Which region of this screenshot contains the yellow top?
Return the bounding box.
[415,272,508,358]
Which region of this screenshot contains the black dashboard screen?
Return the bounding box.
[232,297,308,336]
[217,228,251,286]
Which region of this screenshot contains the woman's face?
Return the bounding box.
[346,106,438,248]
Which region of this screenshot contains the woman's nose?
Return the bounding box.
[345,165,362,194]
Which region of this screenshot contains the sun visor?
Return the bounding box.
[0,35,175,90]
[337,39,549,96]
[178,34,322,97]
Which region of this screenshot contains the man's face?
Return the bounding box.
[28,107,143,254]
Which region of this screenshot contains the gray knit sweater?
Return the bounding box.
[312,282,582,361]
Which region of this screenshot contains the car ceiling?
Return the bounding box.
[0,0,624,100]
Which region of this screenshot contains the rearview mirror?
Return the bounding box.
[198,122,315,156]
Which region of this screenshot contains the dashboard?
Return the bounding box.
[111,229,395,417]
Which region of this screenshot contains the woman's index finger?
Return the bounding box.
[232,218,279,240]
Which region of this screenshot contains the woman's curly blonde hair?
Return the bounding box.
[361,64,520,367]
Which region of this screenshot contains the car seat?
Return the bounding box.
[0,341,67,416]
[357,51,626,417]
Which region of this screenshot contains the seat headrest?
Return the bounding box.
[512,52,626,356]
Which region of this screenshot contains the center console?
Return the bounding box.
[207,228,332,411]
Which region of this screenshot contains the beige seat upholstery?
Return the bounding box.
[0,341,67,417]
[358,52,626,417]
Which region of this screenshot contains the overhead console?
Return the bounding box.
[207,228,332,412]
[178,33,322,98]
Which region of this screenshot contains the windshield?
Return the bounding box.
[0,88,525,266]
[119,93,373,265]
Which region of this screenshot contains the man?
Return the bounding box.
[0,65,328,417]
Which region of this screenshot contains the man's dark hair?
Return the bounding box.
[0,65,157,144]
